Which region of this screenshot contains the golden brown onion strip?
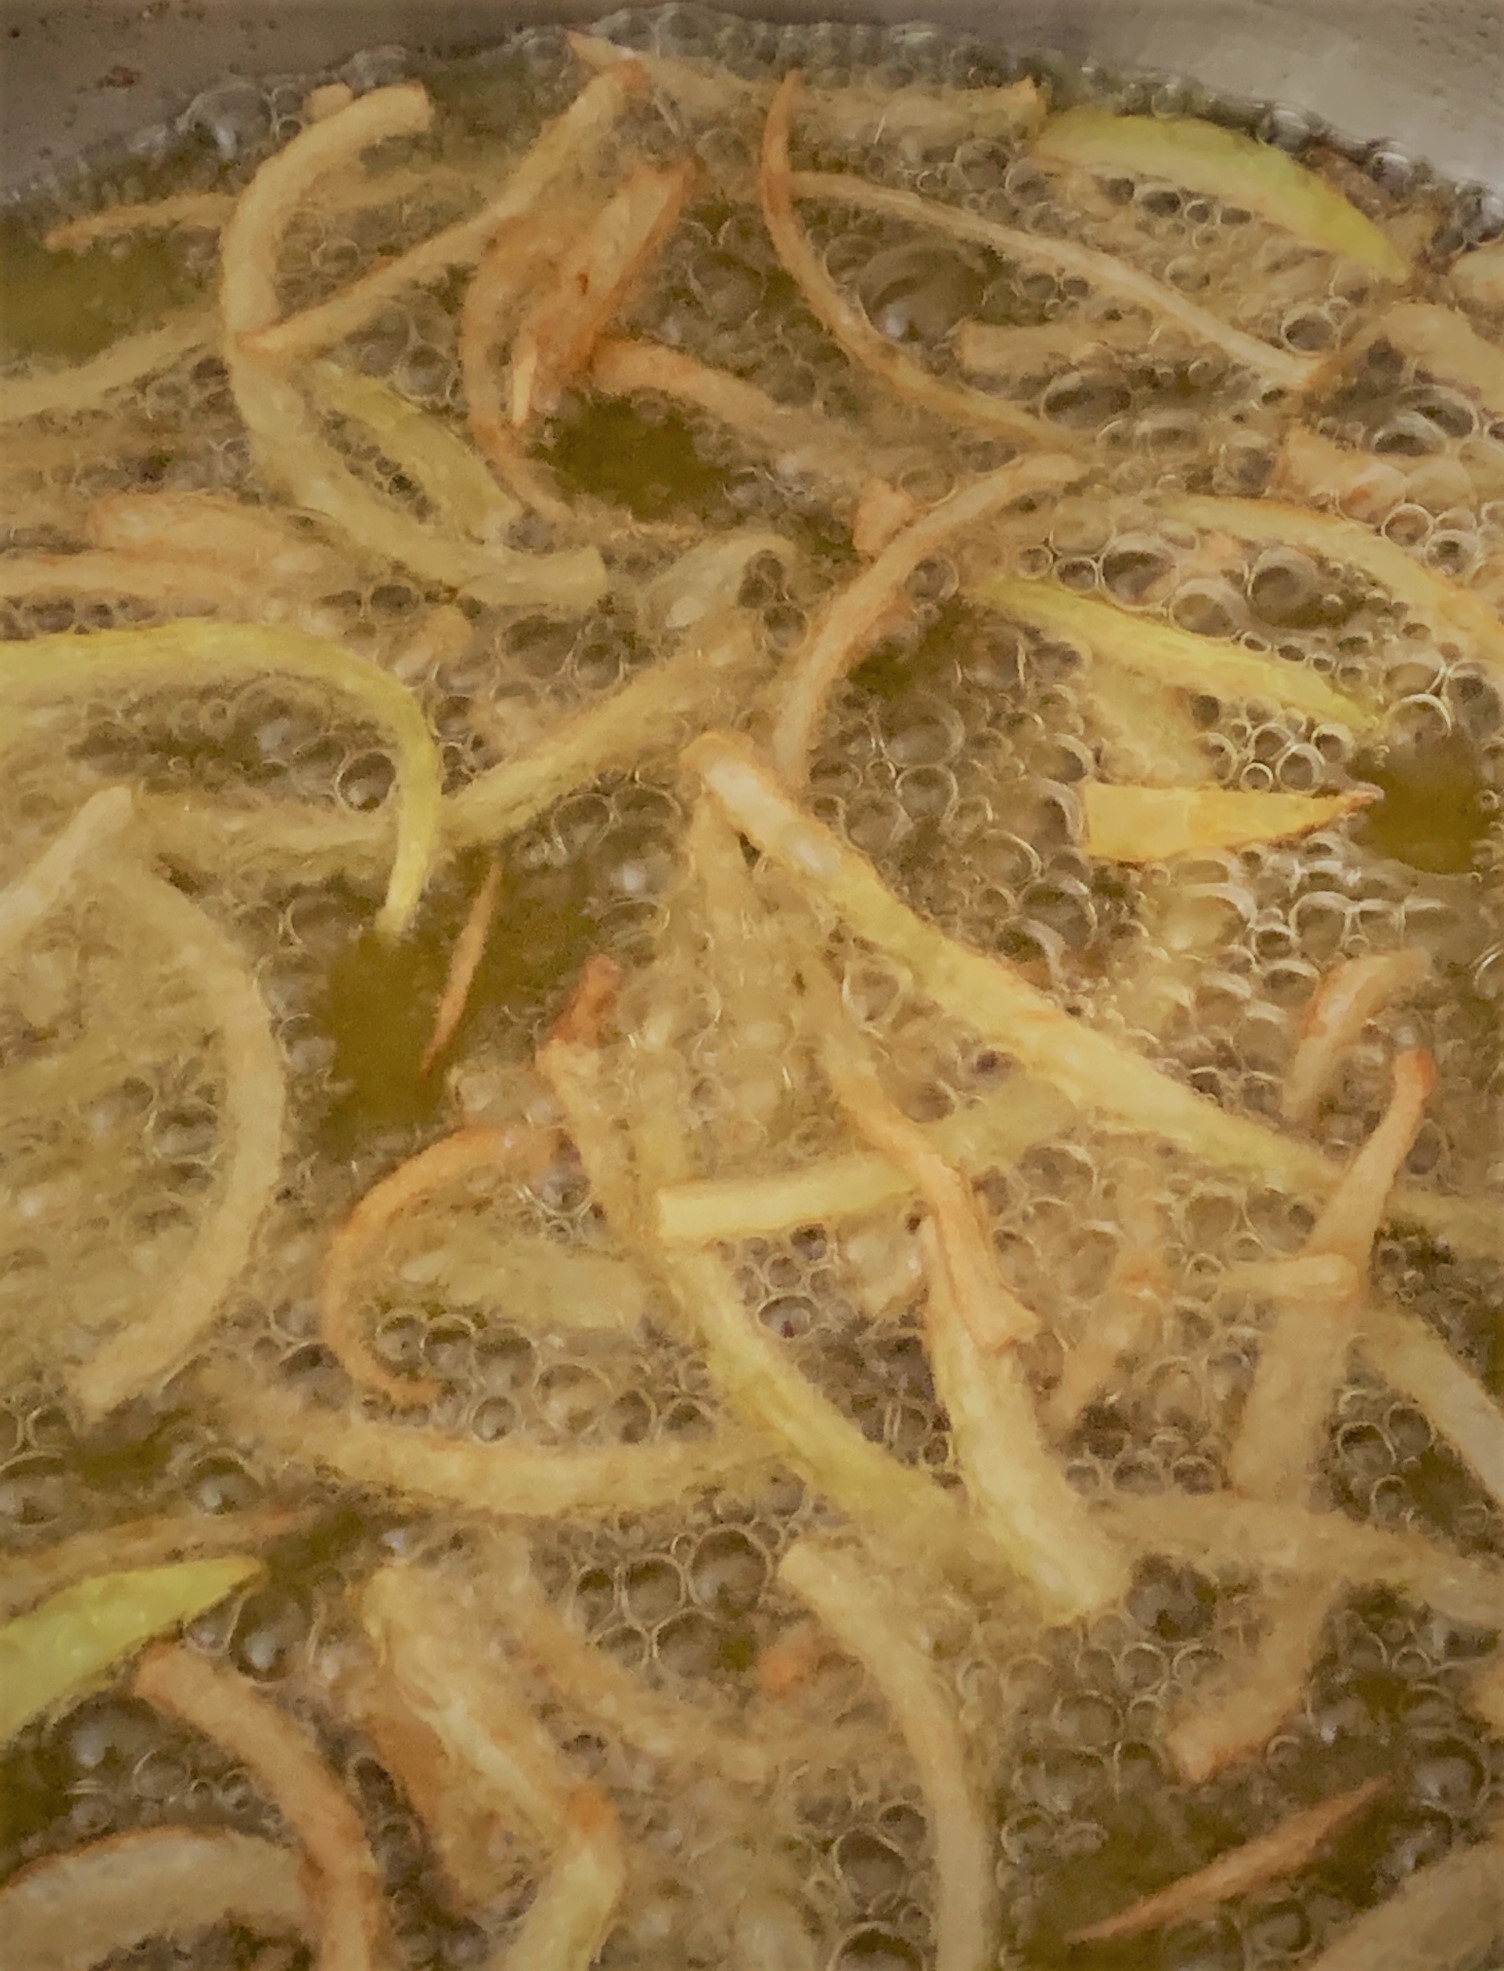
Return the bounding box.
[768,452,1082,783]
[420,857,503,1073]
[760,73,1063,442]
[246,66,646,363]
[510,159,695,426]
[1066,1779,1386,1942]
[320,1122,557,1408]
[133,1643,392,1971]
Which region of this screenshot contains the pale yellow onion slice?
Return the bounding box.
[1299,1826,1504,1971]
[0,305,213,425]
[1103,1490,1503,1630]
[1083,782,1374,862]
[0,1828,310,1971]
[791,166,1315,392]
[0,1557,260,1744]
[979,574,1375,729]
[686,732,1497,1260]
[306,361,524,542]
[86,488,356,589]
[69,860,287,1418]
[0,787,134,960]
[1032,107,1409,276]
[199,1361,770,1519]
[1167,494,1504,686]
[0,620,441,940]
[0,1506,302,1623]
[779,1539,999,1971]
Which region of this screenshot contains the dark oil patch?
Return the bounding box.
[1354,730,1490,875]
[849,596,983,701]
[316,835,611,1155]
[538,392,733,523]
[0,219,202,363]
[317,917,451,1155]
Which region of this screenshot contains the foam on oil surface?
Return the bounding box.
[2,12,1503,1969]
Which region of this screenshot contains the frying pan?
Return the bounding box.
[2,0,1501,199]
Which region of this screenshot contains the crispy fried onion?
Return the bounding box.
[590,335,916,527]
[420,855,503,1073]
[1166,1576,1336,1783]
[1104,1489,1503,1630]
[86,488,356,591]
[510,160,695,426]
[471,1530,773,1785]
[245,65,646,364]
[1067,1779,1387,1942]
[319,1121,559,1408]
[133,1642,392,1971]
[218,82,604,611]
[759,73,1063,442]
[768,452,1082,783]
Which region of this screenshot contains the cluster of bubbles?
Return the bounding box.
[3,7,1504,1968]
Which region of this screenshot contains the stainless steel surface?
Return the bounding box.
[1,0,1501,198]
